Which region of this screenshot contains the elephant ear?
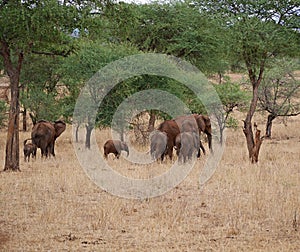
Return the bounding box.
[202,115,212,132]
[194,115,206,132]
[53,120,66,138]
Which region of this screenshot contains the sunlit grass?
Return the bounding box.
[0,114,299,251]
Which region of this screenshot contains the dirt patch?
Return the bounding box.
[0,229,10,249]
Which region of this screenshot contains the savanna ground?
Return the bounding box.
[0,112,299,251]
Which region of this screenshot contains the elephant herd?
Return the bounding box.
[104,114,212,164]
[23,114,212,164]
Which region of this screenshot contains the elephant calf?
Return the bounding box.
[103,140,129,159]
[150,130,168,162]
[23,139,37,162]
[175,132,199,163]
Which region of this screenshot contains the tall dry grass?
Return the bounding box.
[0,114,299,251]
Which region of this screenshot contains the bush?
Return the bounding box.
[0,100,7,127]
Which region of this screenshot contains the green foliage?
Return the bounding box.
[20,54,64,122]
[213,80,250,142]
[21,83,63,122]
[105,2,230,74]
[0,100,7,127]
[97,74,207,129]
[215,81,250,112]
[0,0,78,56]
[196,0,300,72]
[59,40,140,125]
[226,116,239,129]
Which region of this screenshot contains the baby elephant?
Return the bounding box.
[175,132,199,163]
[103,140,129,159]
[150,130,168,162]
[23,139,37,162]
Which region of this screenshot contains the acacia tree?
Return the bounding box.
[197,0,300,162]
[214,81,250,144]
[59,40,139,148]
[258,59,300,138]
[101,1,228,138]
[20,54,65,126]
[0,0,78,171]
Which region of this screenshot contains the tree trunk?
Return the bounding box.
[242,66,263,161]
[148,110,156,132]
[85,123,93,149]
[251,125,264,163]
[29,112,37,125]
[4,79,20,171]
[22,108,27,131]
[119,127,124,142]
[265,114,276,138]
[75,124,80,142]
[1,41,23,171]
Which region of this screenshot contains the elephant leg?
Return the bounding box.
[48,142,55,157]
[197,148,201,158]
[200,141,206,155]
[116,151,121,159]
[41,147,46,158]
[178,153,183,164]
[167,144,173,160]
[207,133,212,153]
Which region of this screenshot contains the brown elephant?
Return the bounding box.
[103,140,129,159]
[157,114,212,160]
[150,130,168,162]
[31,120,66,157]
[23,139,37,162]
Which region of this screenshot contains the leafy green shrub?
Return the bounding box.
[226,116,239,129]
[0,100,7,127]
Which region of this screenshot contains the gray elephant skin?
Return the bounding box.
[31,120,66,157]
[175,132,199,163]
[150,130,168,162]
[103,140,129,159]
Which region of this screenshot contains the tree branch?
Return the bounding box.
[31,49,72,57]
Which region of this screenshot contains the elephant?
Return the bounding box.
[193,114,212,151]
[157,114,212,160]
[31,120,66,157]
[103,140,129,159]
[175,132,199,163]
[23,139,37,162]
[181,119,206,157]
[174,131,205,159]
[157,119,179,160]
[150,130,168,162]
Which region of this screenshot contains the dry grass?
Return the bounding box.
[0,113,299,251]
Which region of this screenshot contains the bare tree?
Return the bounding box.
[258,59,300,138]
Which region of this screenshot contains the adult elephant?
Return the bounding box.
[31,120,66,157]
[157,119,179,160]
[150,130,168,162]
[157,114,212,160]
